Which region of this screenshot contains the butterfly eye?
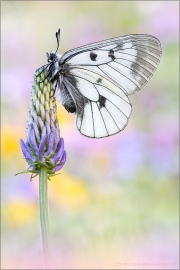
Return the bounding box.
[47,53,53,63]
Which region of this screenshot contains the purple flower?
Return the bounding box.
[20,68,66,176]
[145,2,179,43]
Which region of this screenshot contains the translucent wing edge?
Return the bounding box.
[60,34,162,64]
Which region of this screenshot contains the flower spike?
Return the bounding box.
[19,68,66,177]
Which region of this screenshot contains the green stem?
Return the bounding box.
[39,166,50,268]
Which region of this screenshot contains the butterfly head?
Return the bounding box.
[46,29,61,65]
[47,51,57,63]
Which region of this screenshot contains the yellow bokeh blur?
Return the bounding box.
[49,172,89,211]
[1,126,22,158]
[2,202,38,227]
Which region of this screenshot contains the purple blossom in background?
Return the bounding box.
[2,174,37,203]
[20,68,66,176]
[72,16,106,46]
[112,130,146,180]
[146,2,179,43]
[2,69,32,103]
[149,118,179,176]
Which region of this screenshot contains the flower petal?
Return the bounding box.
[53,151,66,172]
[20,139,35,162]
[32,120,40,141]
[60,150,66,164]
[41,126,47,139]
[51,138,64,164]
[38,134,48,161]
[52,129,59,152]
[44,131,54,156]
[39,103,45,121]
[37,116,44,129]
[53,163,64,172]
[29,129,39,152]
[45,120,51,136]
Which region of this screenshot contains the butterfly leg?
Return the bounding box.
[49,73,63,98]
[40,63,55,83]
[49,80,58,98]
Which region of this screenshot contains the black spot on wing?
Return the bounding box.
[90,52,97,61]
[96,78,102,83]
[108,49,115,60]
[99,95,106,109]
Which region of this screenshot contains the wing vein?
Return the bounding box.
[90,101,95,137]
[125,48,161,60]
[97,65,129,95]
[103,105,121,131]
[106,63,141,90]
[60,34,161,64]
[71,71,130,104]
[132,45,162,53]
[96,102,109,136]
[94,84,128,119]
[112,61,148,82]
[114,57,151,75]
[115,52,158,68]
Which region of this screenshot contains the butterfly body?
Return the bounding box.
[45,30,162,138]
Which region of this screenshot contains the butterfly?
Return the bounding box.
[44,29,162,138]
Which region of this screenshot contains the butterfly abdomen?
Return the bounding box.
[58,79,76,113]
[63,100,76,113]
[61,69,87,115]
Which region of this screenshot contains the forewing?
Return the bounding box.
[60,34,162,95]
[66,67,132,138]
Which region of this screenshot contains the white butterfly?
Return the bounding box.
[44,29,162,138]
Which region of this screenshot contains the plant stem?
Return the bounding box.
[39,166,50,268]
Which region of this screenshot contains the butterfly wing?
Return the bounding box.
[63,67,132,138]
[60,34,162,138]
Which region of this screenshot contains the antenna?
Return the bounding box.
[55,28,60,53]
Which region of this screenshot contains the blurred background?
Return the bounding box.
[1,1,179,269]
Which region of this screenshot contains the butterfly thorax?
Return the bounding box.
[47,52,77,114]
[46,52,62,80]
